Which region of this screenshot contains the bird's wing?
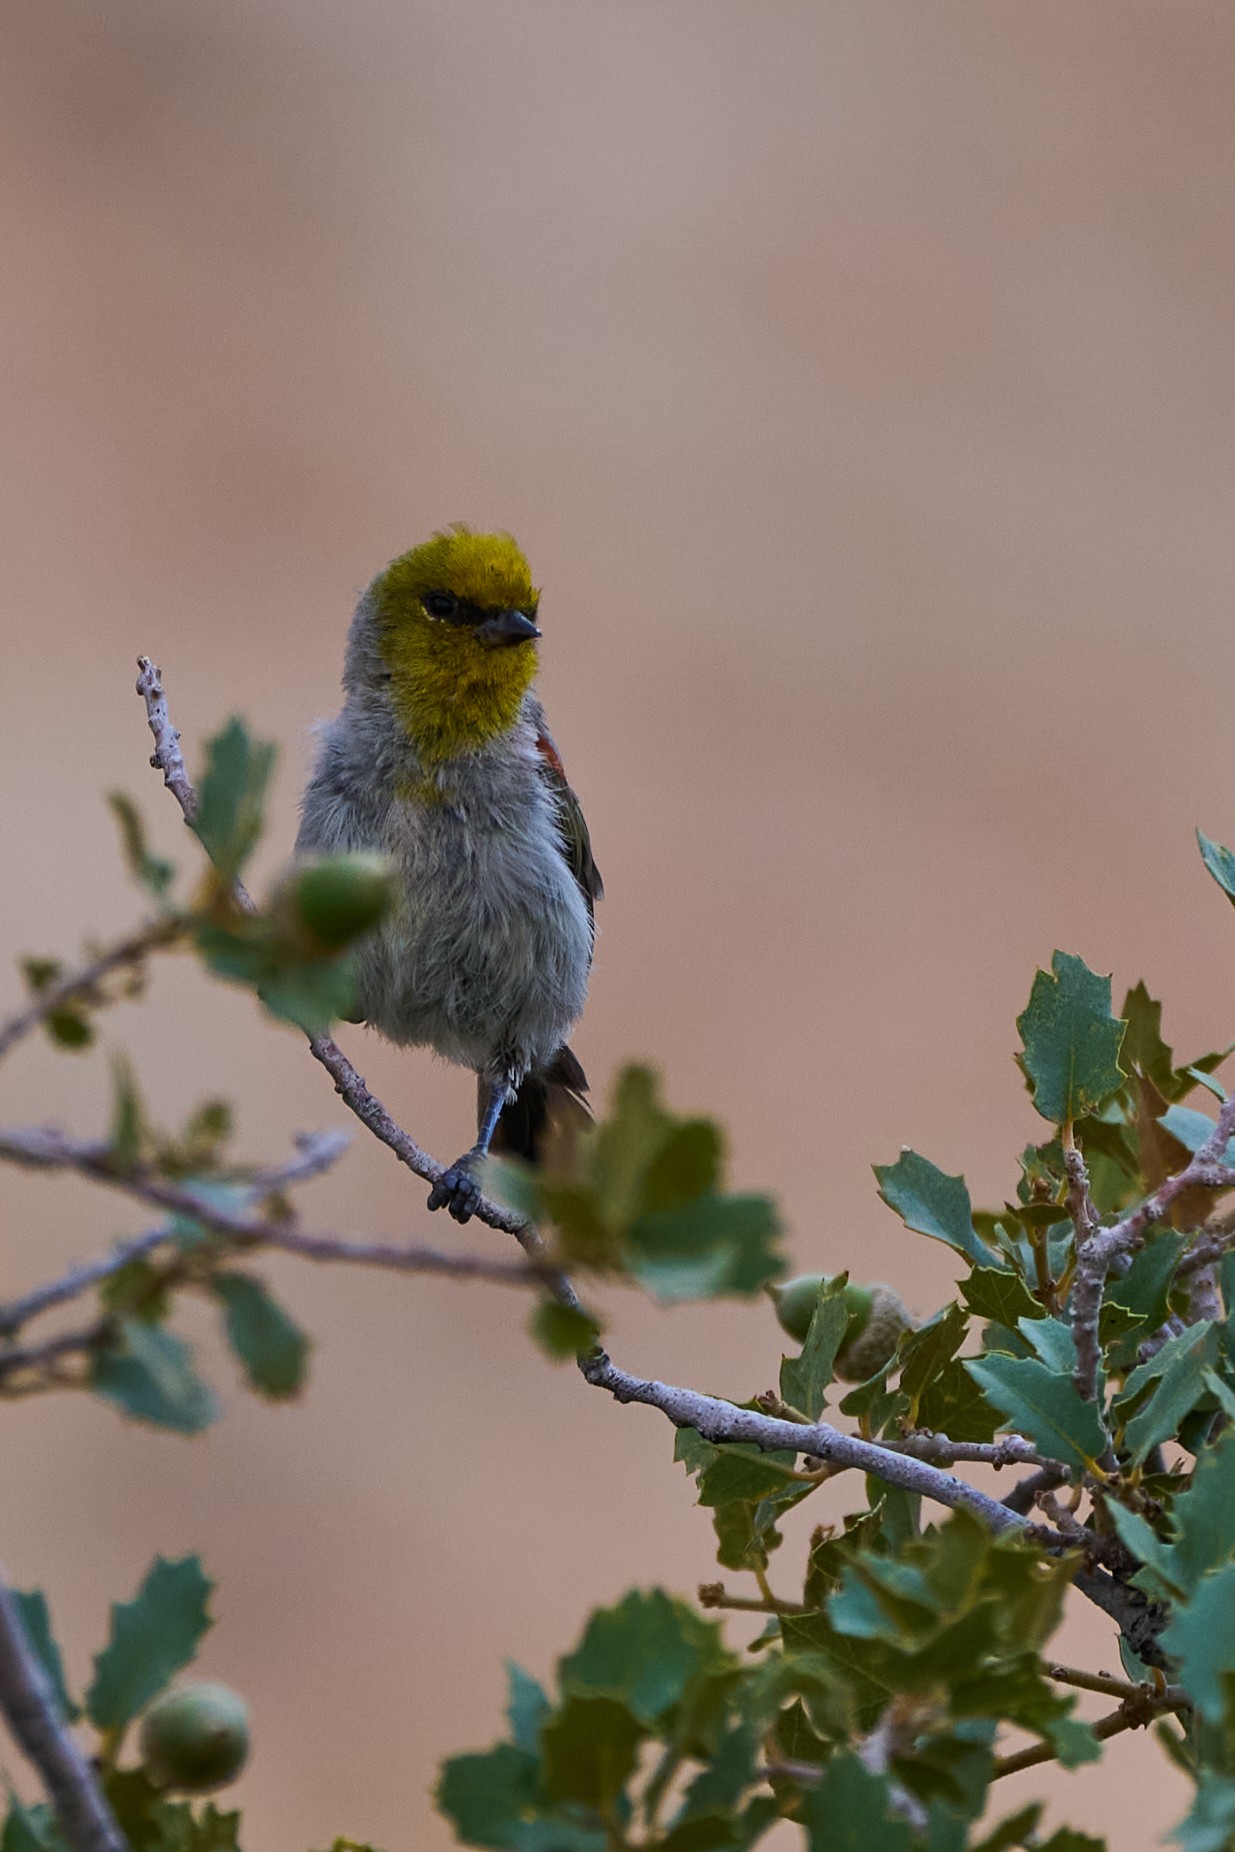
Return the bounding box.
[533,722,603,929]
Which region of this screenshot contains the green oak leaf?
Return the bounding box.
[211,1273,310,1399]
[873,1152,992,1269]
[1016,952,1127,1125]
[86,1556,213,1731]
[192,719,276,883]
[91,1321,220,1435]
[964,1354,1107,1469]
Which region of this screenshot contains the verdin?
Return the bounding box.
[296,526,601,1222]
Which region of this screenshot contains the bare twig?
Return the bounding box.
[1000,1467,1068,1515]
[697,1583,806,1616]
[1045,1663,1177,1703]
[886,1432,1058,1471]
[991,1682,1188,1779]
[0,1228,173,1335]
[0,1126,545,1293]
[580,1350,1037,1536]
[135,657,202,833]
[248,1128,352,1193]
[0,1568,127,1852]
[0,920,179,1067]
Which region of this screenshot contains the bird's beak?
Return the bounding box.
[477,608,541,647]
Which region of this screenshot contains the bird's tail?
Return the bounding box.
[486,1045,592,1169]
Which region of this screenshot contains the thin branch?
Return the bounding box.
[1045,1663,1177,1703]
[248,1128,351,1193]
[991,1684,1188,1780]
[0,1228,172,1335]
[1000,1467,1067,1515]
[885,1432,1059,1471]
[580,1350,1035,1536]
[0,1568,128,1852]
[697,1583,806,1616]
[0,920,179,1067]
[0,1126,545,1294]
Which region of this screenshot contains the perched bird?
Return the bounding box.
[296,526,601,1222]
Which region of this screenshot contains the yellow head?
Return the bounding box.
[372,527,541,763]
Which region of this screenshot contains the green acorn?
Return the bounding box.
[768,1273,873,1348]
[290,853,394,949]
[834,1285,914,1382]
[139,1682,250,1793]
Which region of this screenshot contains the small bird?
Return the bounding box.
[296,526,601,1222]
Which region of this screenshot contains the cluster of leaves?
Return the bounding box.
[436,1550,1099,1852]
[4,1557,239,1852]
[24,720,394,1047]
[19,719,1235,1850]
[440,838,1235,1852]
[80,1075,312,1433]
[493,1066,785,1357]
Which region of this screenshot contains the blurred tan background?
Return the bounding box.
[3,1,1235,1844]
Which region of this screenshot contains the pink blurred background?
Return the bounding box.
[4,3,1235,1844]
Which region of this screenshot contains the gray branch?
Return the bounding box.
[0,1570,127,1852]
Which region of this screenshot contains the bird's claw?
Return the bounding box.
[428,1160,484,1224]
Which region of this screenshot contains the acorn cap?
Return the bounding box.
[834,1285,914,1382]
[139,1682,250,1794]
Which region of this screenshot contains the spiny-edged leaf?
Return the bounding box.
[527,1298,602,1361]
[627,1195,782,1302]
[1199,829,1235,906]
[434,1744,541,1850]
[964,1354,1107,1469]
[1169,1773,1235,1852]
[914,1359,1002,1443]
[971,1803,1044,1852]
[86,1555,213,1730]
[873,1151,992,1269]
[641,1119,722,1211]
[1161,1559,1235,1722]
[108,793,175,897]
[211,1273,310,1398]
[897,1303,968,1418]
[1018,1316,1076,1374]
[1168,1426,1235,1590]
[1117,1323,1220,1465]
[589,1065,674,1228]
[147,1800,242,1852]
[1121,982,1175,1094]
[960,1268,1044,1330]
[15,1591,78,1721]
[675,1432,801,1507]
[1102,1231,1186,1365]
[558,1588,731,1727]
[1016,952,1127,1125]
[539,1695,643,1808]
[780,1275,850,1420]
[801,1752,915,1851]
[505,1662,550,1754]
[192,719,276,881]
[1105,1501,1182,1601]
[91,1320,220,1435]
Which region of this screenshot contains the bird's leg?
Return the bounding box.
[427,1074,515,1224]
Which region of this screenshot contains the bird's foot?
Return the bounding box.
[427,1154,484,1224]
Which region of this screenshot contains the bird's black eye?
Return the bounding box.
[423,591,459,619]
